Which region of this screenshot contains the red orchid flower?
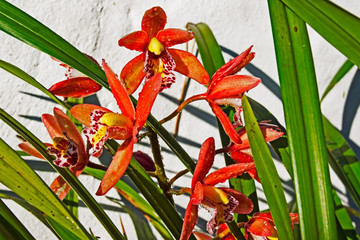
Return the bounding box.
[70,59,162,195]
[193,223,236,240]
[49,55,102,98]
[244,212,299,240]
[219,122,284,182]
[179,137,255,240]
[19,107,88,200]
[162,46,260,144]
[118,6,209,94]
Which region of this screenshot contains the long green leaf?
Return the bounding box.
[279,0,360,68]
[268,1,337,238]
[0,199,35,240]
[0,192,62,239]
[0,139,92,240]
[242,95,294,240]
[0,109,124,240]
[323,116,360,208]
[321,60,355,101]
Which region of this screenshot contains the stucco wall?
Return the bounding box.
[0,1,359,239]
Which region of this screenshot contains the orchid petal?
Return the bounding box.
[134,73,162,134]
[207,75,261,100]
[168,49,209,85]
[70,104,111,127]
[53,108,85,153]
[96,138,134,195]
[48,77,101,98]
[191,137,215,189]
[103,60,135,120]
[156,28,194,47]
[180,202,199,240]
[19,142,52,159]
[53,108,87,169]
[219,188,253,214]
[50,175,71,201]
[191,181,204,205]
[118,30,149,52]
[231,124,284,150]
[203,162,255,186]
[192,231,213,240]
[42,114,64,139]
[120,53,146,95]
[211,46,254,81]
[245,217,277,238]
[141,7,167,39]
[208,101,241,144]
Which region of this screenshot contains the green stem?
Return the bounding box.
[146,126,174,205]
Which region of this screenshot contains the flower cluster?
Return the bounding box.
[18,6,298,239]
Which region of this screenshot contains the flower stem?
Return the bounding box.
[146,125,174,205]
[159,94,206,124]
[168,169,189,186]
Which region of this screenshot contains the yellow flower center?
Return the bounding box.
[99,112,132,127]
[93,126,108,143]
[52,137,68,152]
[148,37,164,55]
[203,186,229,204]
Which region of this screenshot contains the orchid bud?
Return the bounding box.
[132,151,156,171]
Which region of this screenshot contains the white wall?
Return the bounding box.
[0,1,359,239]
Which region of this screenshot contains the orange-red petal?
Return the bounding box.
[96,138,134,195]
[231,124,284,151]
[191,137,215,189]
[208,101,241,144]
[120,53,146,95]
[48,77,101,98]
[50,175,71,201]
[168,49,209,85]
[203,162,255,186]
[118,30,149,52]
[70,104,111,127]
[207,75,261,100]
[42,114,64,139]
[18,142,52,159]
[142,7,167,39]
[134,73,162,134]
[53,108,88,169]
[156,28,194,47]
[180,202,199,240]
[103,59,135,120]
[211,46,254,82]
[191,181,204,205]
[219,188,253,214]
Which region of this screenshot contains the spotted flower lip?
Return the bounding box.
[71,59,162,196]
[118,6,209,94]
[49,55,102,98]
[18,107,88,200]
[179,137,255,240]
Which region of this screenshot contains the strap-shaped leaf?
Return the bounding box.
[268,1,337,238]
[242,95,294,240]
[0,109,124,240]
[0,139,93,240]
[0,199,35,240]
[279,0,360,68]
